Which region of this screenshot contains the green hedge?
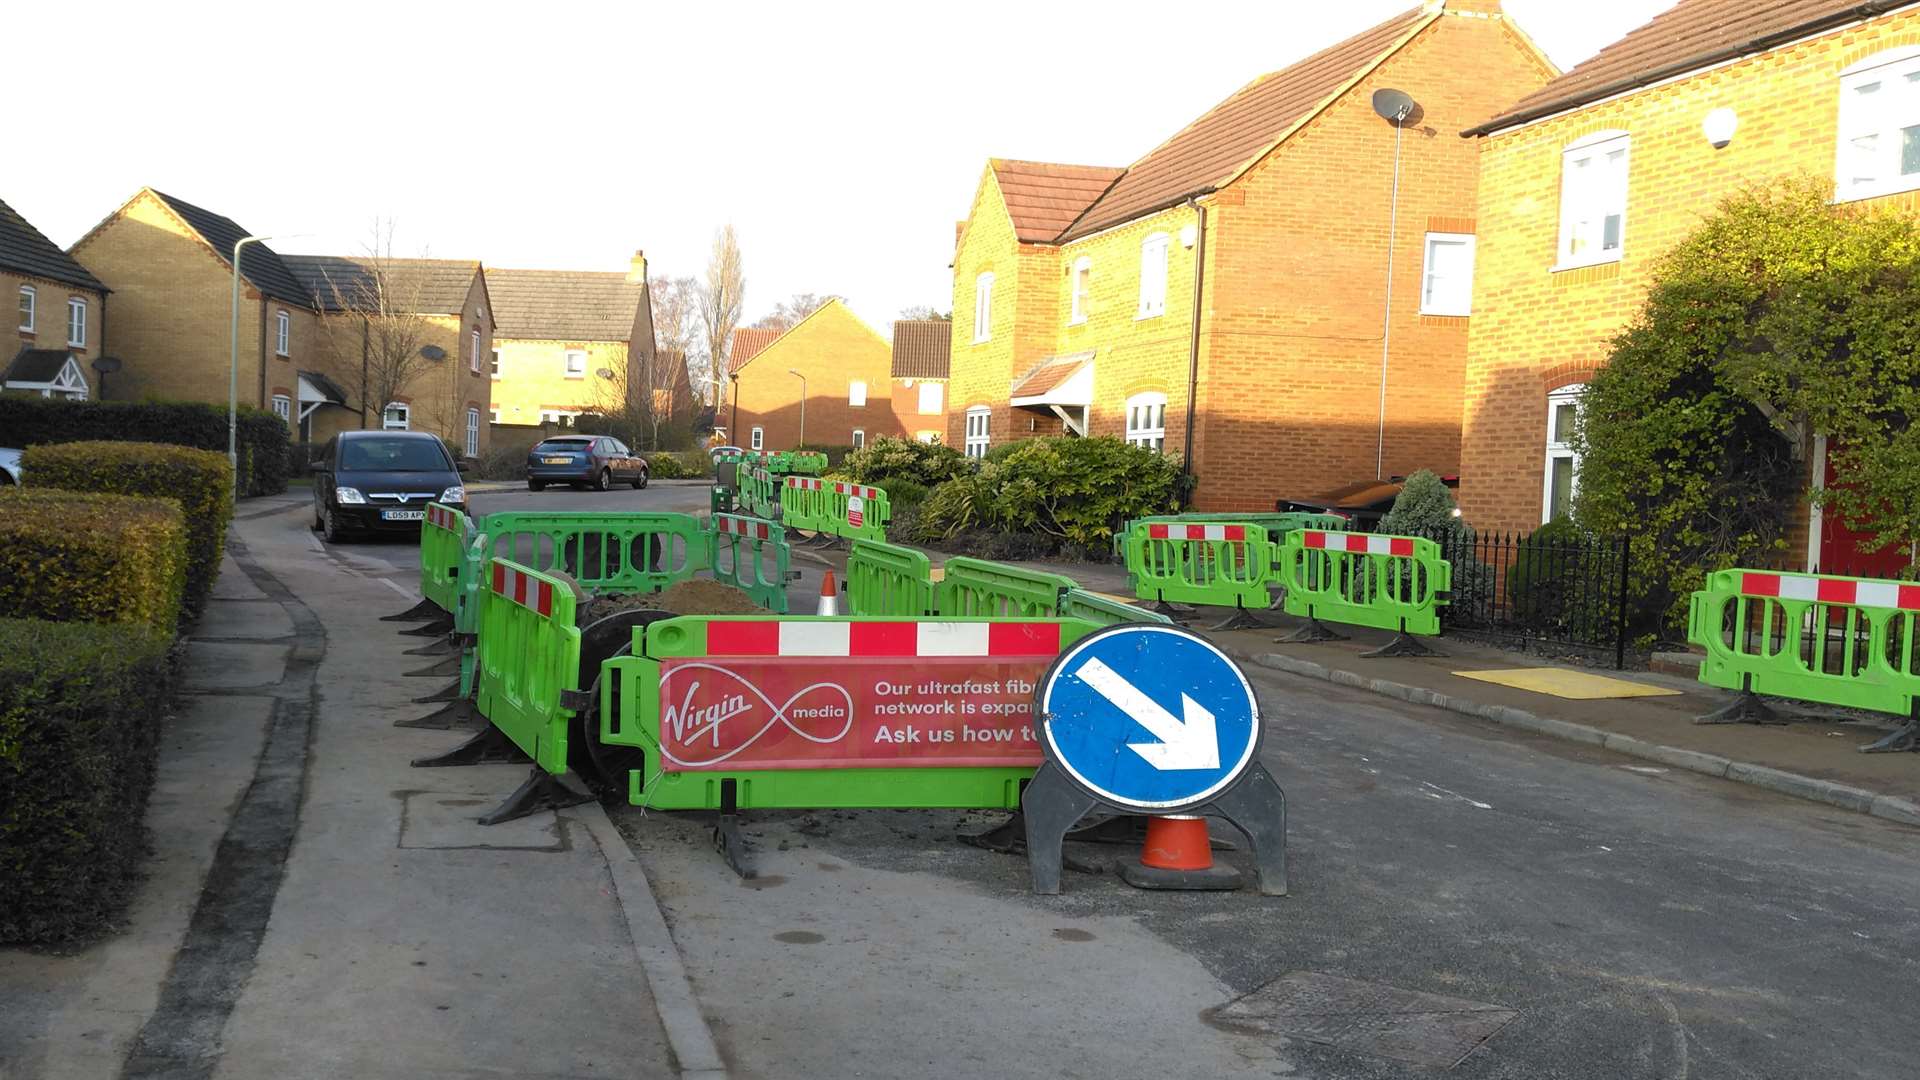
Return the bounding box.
[0,395,287,496]
[23,442,232,615]
[0,618,174,944]
[0,490,188,631]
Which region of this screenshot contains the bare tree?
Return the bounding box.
[898,304,951,321]
[592,344,689,450]
[752,292,843,333]
[309,222,443,434]
[698,226,746,412]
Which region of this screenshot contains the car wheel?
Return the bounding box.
[595,468,611,492]
[320,505,348,544]
[528,479,545,492]
[631,468,647,490]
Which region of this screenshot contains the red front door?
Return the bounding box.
[1820,445,1913,579]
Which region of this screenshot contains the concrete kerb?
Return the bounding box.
[1249,651,1920,829]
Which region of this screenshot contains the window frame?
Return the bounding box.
[271,394,291,422]
[382,402,411,431]
[66,297,87,348]
[1420,232,1477,317]
[490,348,501,379]
[465,408,480,456]
[1069,256,1091,325]
[917,380,943,415]
[851,428,865,450]
[19,285,36,332]
[750,426,765,451]
[564,349,587,378]
[963,405,991,459]
[1835,48,1920,202]
[1123,391,1168,453]
[972,272,994,343]
[849,379,867,407]
[275,309,291,356]
[470,330,482,373]
[1555,132,1631,271]
[1542,383,1586,523]
[1137,233,1169,319]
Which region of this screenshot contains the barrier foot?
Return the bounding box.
[1023,763,1103,895]
[398,614,455,637]
[410,725,530,768]
[381,597,440,622]
[1203,763,1289,897]
[403,655,461,678]
[956,813,1107,874]
[412,679,463,704]
[1859,707,1920,753]
[1150,599,1192,618]
[1210,603,1274,632]
[1278,616,1348,643]
[394,698,480,730]
[402,637,456,657]
[1694,676,1786,725]
[478,767,593,826]
[713,781,755,879]
[1361,625,1443,659]
[1266,588,1288,612]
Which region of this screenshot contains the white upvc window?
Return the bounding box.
[1138,232,1169,318]
[66,297,87,347]
[1421,232,1476,316]
[383,402,411,430]
[275,310,290,356]
[271,394,291,421]
[917,381,943,415]
[1124,391,1168,453]
[849,379,867,406]
[1069,256,1091,324]
[465,408,480,455]
[1556,132,1630,269]
[972,272,994,343]
[564,349,587,378]
[964,406,990,458]
[470,330,482,373]
[1837,49,1920,202]
[18,285,34,332]
[852,428,865,450]
[750,426,765,450]
[1543,384,1586,522]
[490,349,501,378]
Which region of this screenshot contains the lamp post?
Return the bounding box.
[788,368,807,447]
[229,234,273,497]
[1369,88,1418,481]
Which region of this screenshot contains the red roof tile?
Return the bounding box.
[1468,1,1891,135]
[729,327,780,372]
[990,160,1125,243]
[1010,351,1095,398]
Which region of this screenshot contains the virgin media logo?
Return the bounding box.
[660,662,855,768]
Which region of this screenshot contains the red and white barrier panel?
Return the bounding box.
[491,562,556,617]
[1302,531,1416,557]
[786,476,824,490]
[833,482,881,499]
[716,516,772,541]
[706,620,1061,657]
[426,504,460,530]
[1147,523,1247,541]
[1738,572,1920,610]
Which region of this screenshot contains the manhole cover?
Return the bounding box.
[1208,971,1517,1068]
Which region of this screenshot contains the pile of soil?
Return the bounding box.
[577,577,768,624]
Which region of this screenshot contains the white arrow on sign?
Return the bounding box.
[1071,657,1219,771]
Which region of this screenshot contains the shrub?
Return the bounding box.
[841,437,971,486]
[796,443,858,469]
[1507,519,1617,640]
[916,474,991,540]
[23,442,232,615]
[871,476,930,510]
[0,618,174,945]
[978,437,1181,549]
[0,395,288,497]
[1379,470,1467,543]
[474,438,533,480]
[0,490,187,631]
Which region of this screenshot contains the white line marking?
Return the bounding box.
[378,578,414,599]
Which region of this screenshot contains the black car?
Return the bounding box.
[1276,474,1459,531]
[525,435,649,491]
[312,430,467,542]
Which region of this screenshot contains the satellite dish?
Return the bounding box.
[1372,88,1417,125]
[596,368,615,379]
[420,344,447,361]
[91,355,122,374]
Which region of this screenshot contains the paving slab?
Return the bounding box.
[190,599,294,641]
[180,641,287,691]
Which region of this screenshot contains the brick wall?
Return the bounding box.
[732,301,899,451]
[1459,7,1920,536]
[890,376,948,443]
[4,270,106,396]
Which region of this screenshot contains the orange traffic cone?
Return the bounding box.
[817,571,839,616]
[1117,815,1243,891]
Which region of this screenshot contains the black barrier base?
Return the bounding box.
[1278,616,1348,643]
[956,812,1105,875]
[1267,587,1288,612]
[478,767,593,826]
[402,637,456,657]
[381,598,440,622]
[1860,705,1920,753]
[412,679,463,704]
[410,725,530,768]
[1210,603,1273,632]
[1695,675,1787,725]
[398,614,454,637]
[1117,860,1243,891]
[1361,628,1443,659]
[394,698,480,730]
[403,655,461,678]
[713,780,755,879]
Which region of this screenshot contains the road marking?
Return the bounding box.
[1419,780,1492,810]
[377,577,413,600]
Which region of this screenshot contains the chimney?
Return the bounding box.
[627,249,647,284]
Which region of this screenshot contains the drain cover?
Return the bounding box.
[1208,971,1517,1068]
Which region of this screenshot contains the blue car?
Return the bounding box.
[526,435,649,492]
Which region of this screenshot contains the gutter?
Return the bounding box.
[1179,198,1208,506]
[1462,1,1915,137]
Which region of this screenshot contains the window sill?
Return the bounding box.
[1834,178,1920,205]
[66,342,86,350]
[1135,310,1164,321]
[1418,308,1470,319]
[1550,254,1622,274]
[1068,317,1087,327]
[564,373,585,380]
[972,338,990,345]
[275,352,290,360]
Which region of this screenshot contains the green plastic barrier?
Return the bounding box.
[780,476,826,533]
[482,510,709,594]
[1058,587,1173,626]
[1276,528,1449,636]
[822,481,890,542]
[455,530,488,697]
[1688,568,1920,716]
[710,450,747,516]
[418,502,471,614]
[739,468,779,519]
[475,558,582,775]
[847,539,934,616]
[1124,521,1275,610]
[1111,511,1346,559]
[708,514,792,614]
[934,556,1077,617]
[788,450,828,475]
[598,615,1100,810]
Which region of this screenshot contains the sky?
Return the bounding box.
[6,0,1677,334]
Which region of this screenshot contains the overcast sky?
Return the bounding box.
[6,1,1675,332]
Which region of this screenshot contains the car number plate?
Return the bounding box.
[543,456,571,464]
[382,510,425,522]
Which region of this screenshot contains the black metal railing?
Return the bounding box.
[1416,527,1632,668]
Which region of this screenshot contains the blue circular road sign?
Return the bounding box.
[1037,624,1262,812]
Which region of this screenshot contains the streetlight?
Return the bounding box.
[788,368,807,447]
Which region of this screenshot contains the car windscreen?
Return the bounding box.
[339,438,449,472]
[533,440,593,453]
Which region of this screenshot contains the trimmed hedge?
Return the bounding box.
[0,489,188,631]
[23,442,232,614]
[0,618,174,945]
[0,394,288,496]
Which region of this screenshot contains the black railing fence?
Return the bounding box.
[1415,527,1632,669]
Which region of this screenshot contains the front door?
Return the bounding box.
[1820,443,1912,578]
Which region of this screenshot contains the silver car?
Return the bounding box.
[0,448,21,485]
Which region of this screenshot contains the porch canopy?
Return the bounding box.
[1009,350,1094,436]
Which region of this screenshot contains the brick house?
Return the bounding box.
[945,1,1554,509]
[486,253,677,440]
[2,197,107,399]
[728,300,900,452]
[1454,0,1920,576]
[889,318,951,443]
